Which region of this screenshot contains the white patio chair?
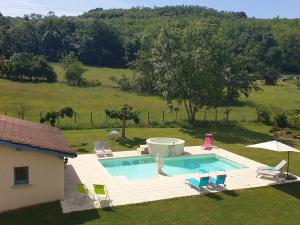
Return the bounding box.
[93,141,105,157]
[102,141,113,156]
[256,160,288,179]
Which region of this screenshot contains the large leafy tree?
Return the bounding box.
[135,23,256,123]
[105,104,140,138]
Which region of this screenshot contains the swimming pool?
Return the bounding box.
[100,154,244,180]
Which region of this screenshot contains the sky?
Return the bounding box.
[0,0,299,19]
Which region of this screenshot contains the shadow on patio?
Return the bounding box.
[62,165,113,214]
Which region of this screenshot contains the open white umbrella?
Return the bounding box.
[247,140,300,179]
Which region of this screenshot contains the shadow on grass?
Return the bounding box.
[115,137,146,148]
[0,202,101,225]
[272,181,300,199]
[204,193,223,201]
[180,122,272,145]
[223,190,239,197]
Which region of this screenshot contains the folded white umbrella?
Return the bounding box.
[247,140,300,179]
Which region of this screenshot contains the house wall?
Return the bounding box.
[0,145,65,213]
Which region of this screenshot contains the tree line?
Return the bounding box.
[0,6,299,75]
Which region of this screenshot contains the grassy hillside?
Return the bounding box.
[52,64,135,87]
[0,64,299,128]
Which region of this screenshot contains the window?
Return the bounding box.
[14,167,29,185]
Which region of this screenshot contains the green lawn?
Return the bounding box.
[0,65,299,128]
[1,182,300,225]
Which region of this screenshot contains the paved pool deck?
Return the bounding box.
[60,146,299,213]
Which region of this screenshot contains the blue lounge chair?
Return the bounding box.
[209,174,226,187]
[185,176,210,190]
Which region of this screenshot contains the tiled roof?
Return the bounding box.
[0,115,76,157]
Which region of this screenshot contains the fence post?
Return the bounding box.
[204,109,207,121]
[215,108,218,121]
[74,112,77,124]
[163,110,165,127]
[147,112,150,126]
[91,112,93,124]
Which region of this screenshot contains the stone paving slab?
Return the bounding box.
[60,146,299,213]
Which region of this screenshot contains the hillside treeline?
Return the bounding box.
[0,6,299,74]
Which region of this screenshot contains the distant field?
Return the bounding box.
[0,64,299,128]
[52,64,135,87]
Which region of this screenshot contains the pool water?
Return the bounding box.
[100,154,244,180]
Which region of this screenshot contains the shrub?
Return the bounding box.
[117,75,133,91]
[263,67,280,86]
[64,63,87,86]
[274,113,288,128]
[256,107,271,124]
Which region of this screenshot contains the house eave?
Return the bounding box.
[0,140,77,158]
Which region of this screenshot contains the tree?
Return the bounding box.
[117,75,132,91]
[262,66,280,86]
[61,52,87,86]
[274,113,288,128]
[9,52,33,80]
[40,107,74,126]
[30,55,57,82]
[134,24,256,123]
[41,31,62,61]
[105,104,140,138]
[64,63,87,86]
[280,33,300,73]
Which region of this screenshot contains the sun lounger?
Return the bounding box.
[256,160,287,179]
[209,174,226,187]
[94,141,105,157]
[101,141,113,156]
[185,176,210,190]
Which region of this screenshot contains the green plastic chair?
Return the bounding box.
[93,184,108,199]
[76,183,92,196]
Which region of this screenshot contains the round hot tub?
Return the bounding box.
[146,137,185,157]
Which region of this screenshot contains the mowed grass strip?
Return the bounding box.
[0,182,300,225]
